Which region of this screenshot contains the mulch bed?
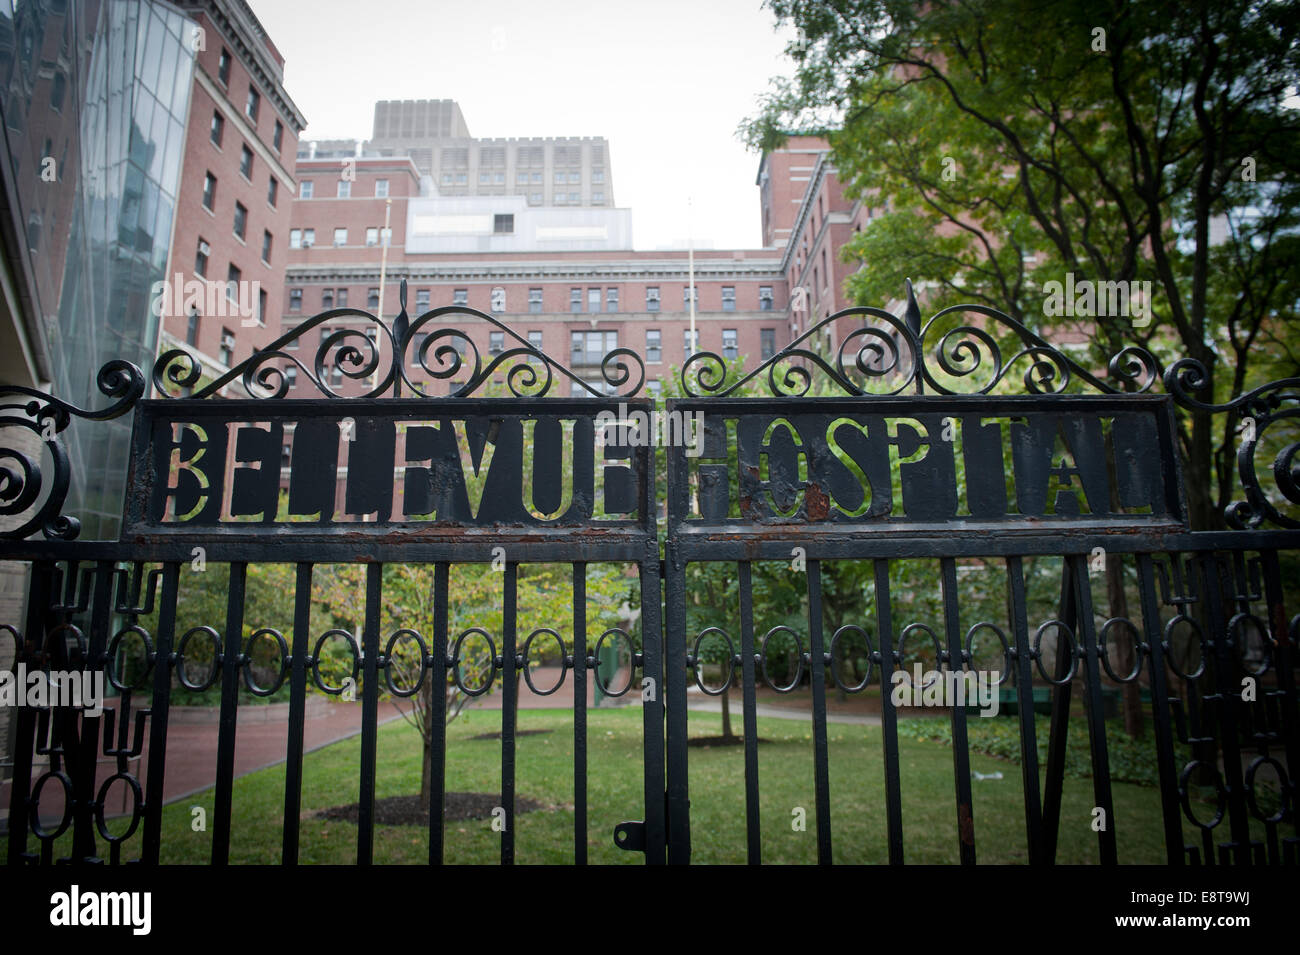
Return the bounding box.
[314,792,546,826]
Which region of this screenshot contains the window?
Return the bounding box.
[441,173,452,185]
[555,193,566,205]
[302,228,315,247]
[258,289,267,325]
[646,329,661,362]
[209,111,223,147]
[368,288,380,309]
[233,202,247,240]
[722,287,736,311]
[683,286,698,306]
[570,288,582,313]
[333,227,347,247]
[195,238,209,277]
[516,172,529,185]
[528,330,543,351]
[528,288,543,313]
[684,330,699,356]
[569,192,580,203]
[261,230,272,263]
[722,328,738,359]
[245,87,260,123]
[489,332,504,354]
[588,288,601,313]
[365,227,379,247]
[479,172,491,184]
[267,177,278,207]
[289,288,302,311]
[494,214,514,234]
[529,192,542,204]
[218,48,231,86]
[456,173,466,184]
[299,180,313,199]
[186,309,199,346]
[646,287,660,312]
[337,180,351,198]
[606,288,619,312]
[286,332,298,350]
[322,288,334,309]
[411,333,427,363]
[273,120,283,152]
[222,270,243,309]
[647,379,662,398]
[571,330,617,365]
[490,288,506,313]
[761,328,776,360]
[532,172,542,183]
[336,288,347,307]
[554,172,566,184]
[284,366,297,390]
[239,144,253,179]
[453,289,468,305]
[593,170,604,184]
[219,328,235,367]
[415,288,430,310]
[202,172,217,210]
[592,192,604,203]
[375,179,389,198]
[569,172,581,184]
[759,286,773,311]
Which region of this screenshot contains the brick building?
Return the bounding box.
[161,0,306,384]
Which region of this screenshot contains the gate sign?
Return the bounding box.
[666,396,1187,534]
[123,400,653,535]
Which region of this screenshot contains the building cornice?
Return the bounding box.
[186,0,307,132]
[284,259,787,284]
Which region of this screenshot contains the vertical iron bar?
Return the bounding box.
[281,562,313,865]
[1006,556,1044,864]
[738,561,761,864]
[664,539,690,863]
[142,562,179,864]
[501,561,518,865]
[356,562,382,865]
[1041,559,1076,863]
[1200,553,1252,864]
[572,561,588,865]
[806,559,833,864]
[428,561,449,864]
[939,557,976,865]
[6,560,52,864]
[211,561,246,865]
[639,541,666,864]
[873,559,904,864]
[70,561,113,861]
[1259,549,1299,850]
[1070,553,1118,864]
[1136,554,1185,863]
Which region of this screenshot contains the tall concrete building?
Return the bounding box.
[304,99,615,209]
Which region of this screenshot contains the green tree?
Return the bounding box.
[743,0,1300,532]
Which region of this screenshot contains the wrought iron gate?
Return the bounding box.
[1,283,1296,864]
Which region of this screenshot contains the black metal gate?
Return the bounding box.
[1,284,1296,864]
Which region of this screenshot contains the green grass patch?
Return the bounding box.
[3,707,1260,864]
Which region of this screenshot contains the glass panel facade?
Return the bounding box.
[0,0,197,538]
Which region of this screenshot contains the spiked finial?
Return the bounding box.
[905,278,921,337]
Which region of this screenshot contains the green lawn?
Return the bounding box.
[2,706,1237,864]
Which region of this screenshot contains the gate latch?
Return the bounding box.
[613,820,645,853]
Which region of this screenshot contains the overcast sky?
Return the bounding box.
[249,0,801,251]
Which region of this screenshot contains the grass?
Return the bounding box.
[2,706,1257,864]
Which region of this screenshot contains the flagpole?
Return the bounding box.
[688,196,696,356]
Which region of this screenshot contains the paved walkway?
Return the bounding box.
[0,664,637,829]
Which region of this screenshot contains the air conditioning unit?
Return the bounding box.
[302,237,313,247]
[198,240,210,256]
